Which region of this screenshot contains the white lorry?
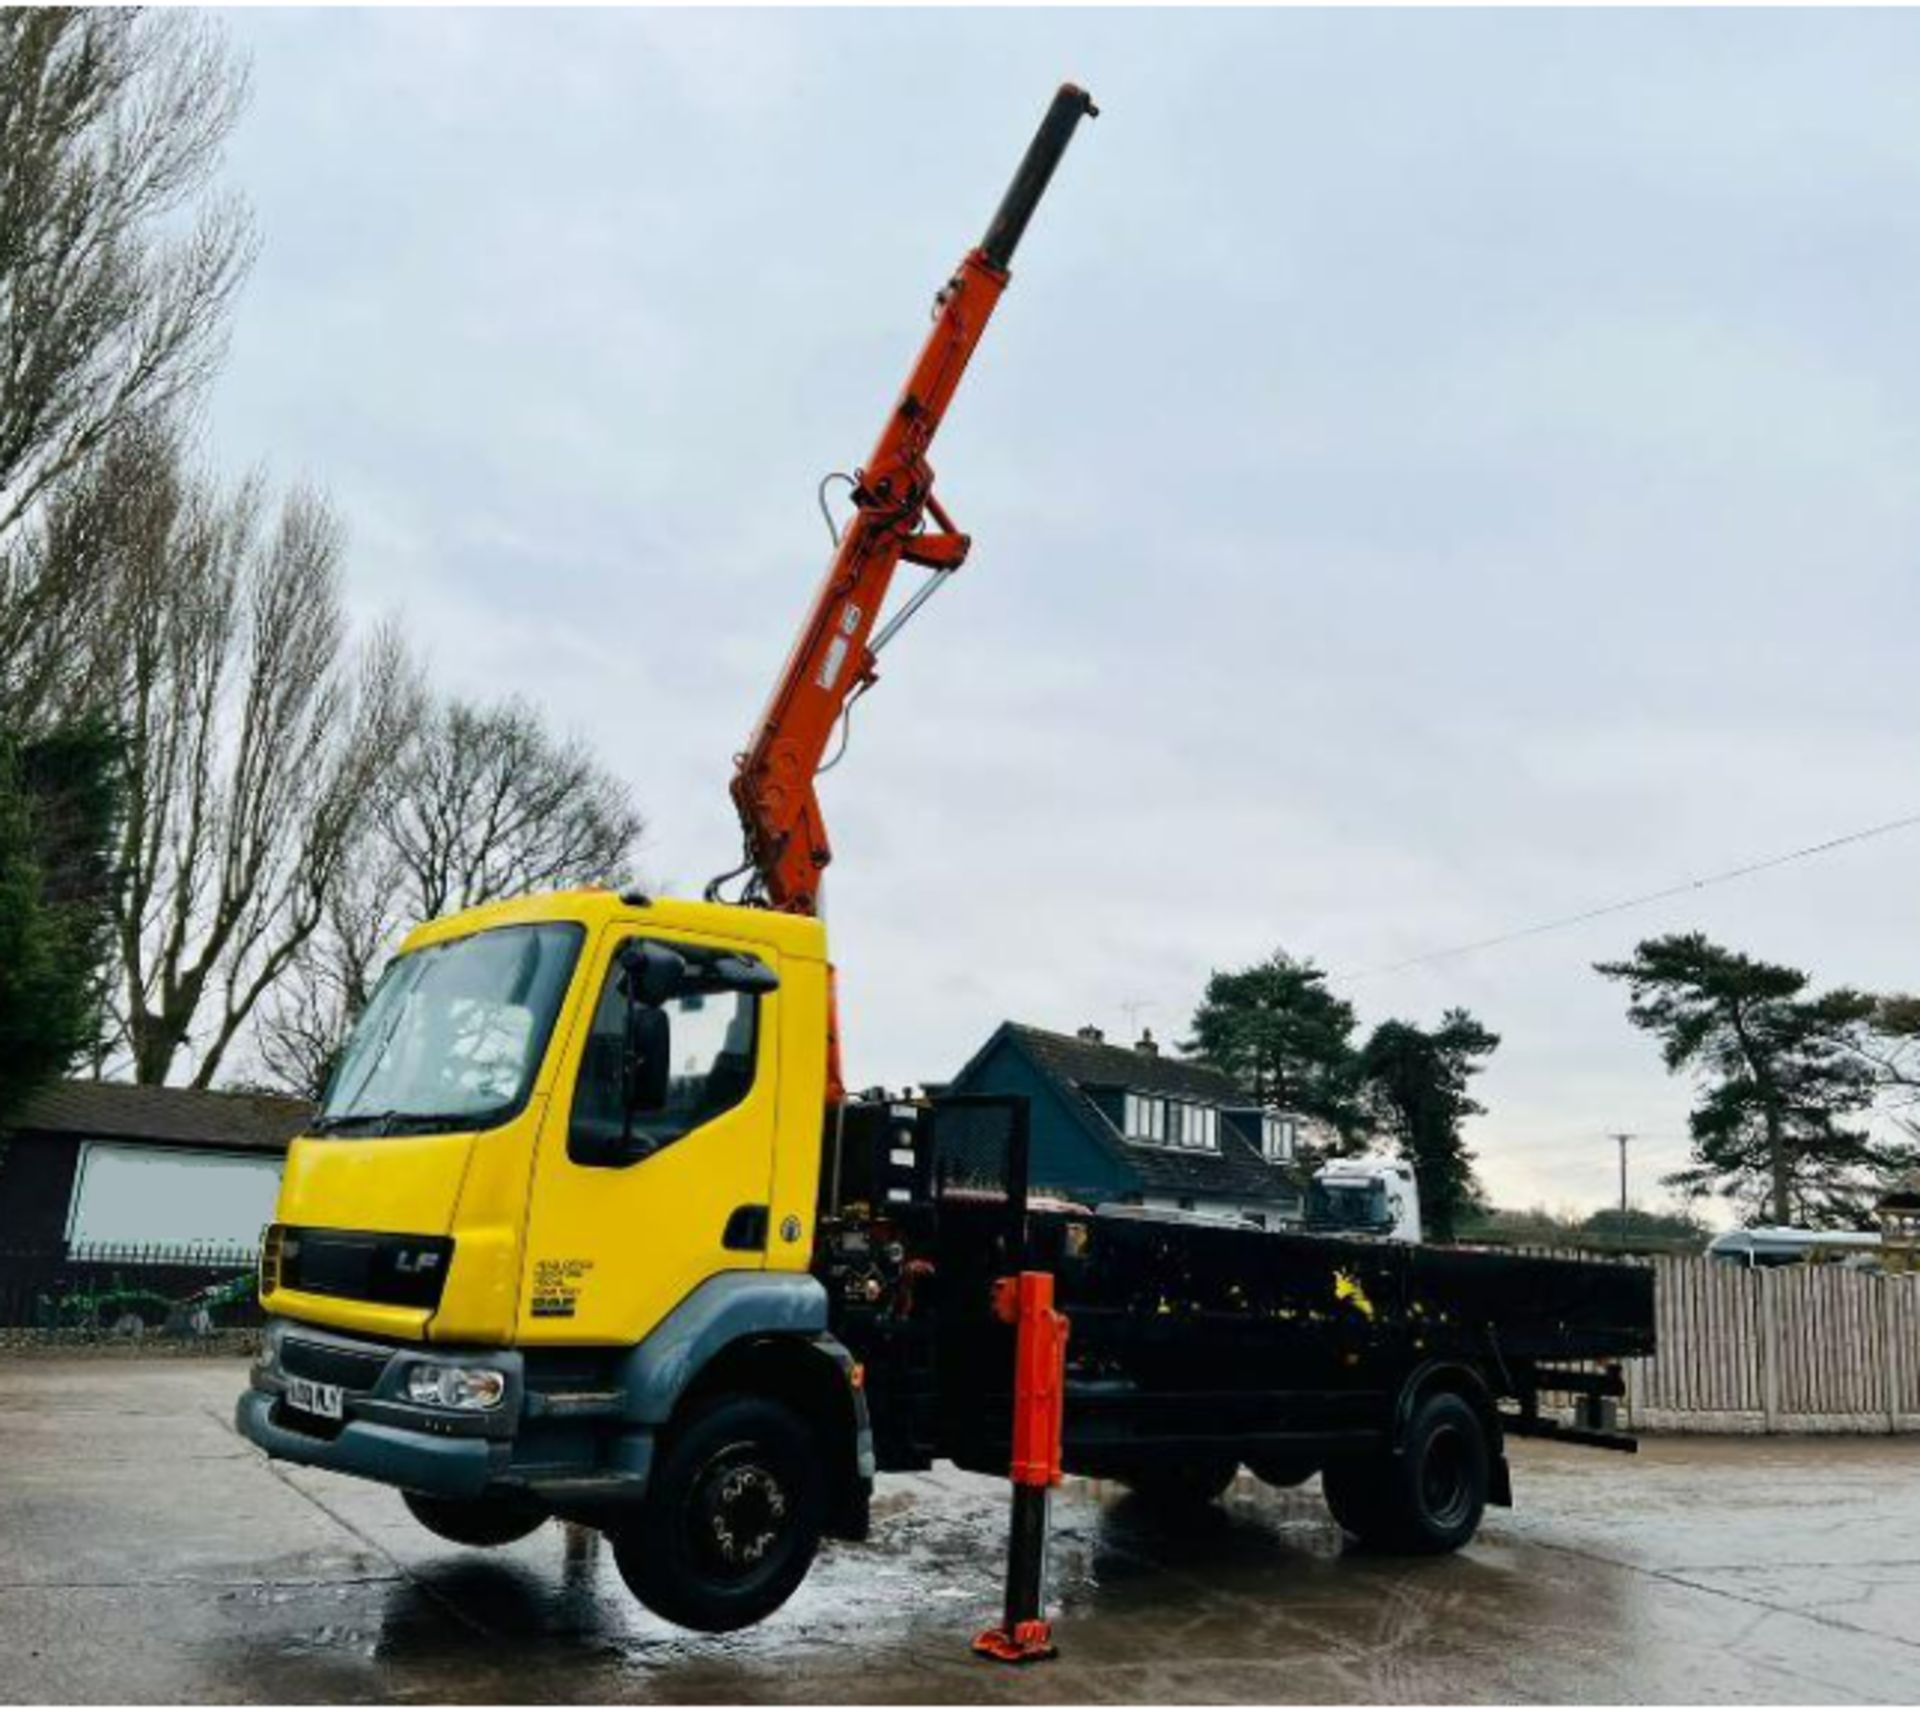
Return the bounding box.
[1307,1157,1423,1244]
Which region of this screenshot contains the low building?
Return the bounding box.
[945,1021,1305,1225]
[0,1080,310,1257]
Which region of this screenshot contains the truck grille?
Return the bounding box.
[279,1335,391,1391]
[277,1227,453,1310]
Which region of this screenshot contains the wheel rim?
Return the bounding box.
[684,1442,794,1584]
[1419,1423,1474,1529]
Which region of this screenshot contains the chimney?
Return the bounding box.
[1135,1028,1159,1056]
[1076,1024,1105,1044]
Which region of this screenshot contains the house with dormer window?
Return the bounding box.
[943,1021,1306,1225]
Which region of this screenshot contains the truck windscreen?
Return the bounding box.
[1306,1180,1390,1235]
[313,923,585,1137]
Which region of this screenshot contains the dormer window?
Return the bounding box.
[1121,1093,1218,1151]
[1169,1102,1218,1151]
[1123,1092,1165,1143]
[1262,1112,1296,1162]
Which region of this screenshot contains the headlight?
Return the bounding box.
[405,1364,506,1411]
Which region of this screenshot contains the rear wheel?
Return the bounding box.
[613,1393,824,1633]
[1117,1455,1238,1507]
[1320,1455,1389,1537]
[402,1491,547,1548]
[1322,1391,1488,1554]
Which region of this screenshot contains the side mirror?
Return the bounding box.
[623,1003,671,1121]
[619,941,688,1007]
[710,953,780,995]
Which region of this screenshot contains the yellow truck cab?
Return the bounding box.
[237,887,873,1631]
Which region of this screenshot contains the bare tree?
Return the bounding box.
[254,863,402,1100]
[0,12,249,1118]
[256,697,644,1097]
[386,699,643,920]
[72,420,421,1086]
[0,11,252,536]
[0,416,170,728]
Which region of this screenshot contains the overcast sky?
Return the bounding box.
[208,8,1920,1220]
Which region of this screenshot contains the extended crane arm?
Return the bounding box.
[714,84,1097,918]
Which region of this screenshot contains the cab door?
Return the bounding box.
[518,928,781,1344]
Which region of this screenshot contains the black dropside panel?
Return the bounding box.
[1405,1245,1655,1361]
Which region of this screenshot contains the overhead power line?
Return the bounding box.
[1341,808,1920,982]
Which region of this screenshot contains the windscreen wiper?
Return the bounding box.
[309,1110,482,1136]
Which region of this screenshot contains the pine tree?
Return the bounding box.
[1186,951,1363,1144]
[1357,1010,1499,1243]
[1596,933,1899,1227]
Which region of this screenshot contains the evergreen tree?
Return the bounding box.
[1357,1010,1499,1242]
[1595,933,1898,1227]
[1186,951,1363,1143]
[0,721,119,1128]
[1864,994,1920,1142]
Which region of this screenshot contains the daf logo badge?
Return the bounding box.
[780,1215,803,1244]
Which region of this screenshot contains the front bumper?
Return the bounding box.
[235,1388,505,1499]
[237,1317,526,1500]
[237,1308,875,1528]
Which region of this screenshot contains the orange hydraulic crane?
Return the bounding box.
[709,85,1097,924]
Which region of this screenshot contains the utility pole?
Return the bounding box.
[1610,1133,1633,1246]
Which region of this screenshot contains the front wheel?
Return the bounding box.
[1322,1390,1488,1554]
[402,1491,547,1548]
[614,1394,824,1633]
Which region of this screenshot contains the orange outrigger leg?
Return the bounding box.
[973,1270,1071,1664]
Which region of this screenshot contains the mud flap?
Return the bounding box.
[828,1474,873,1543]
[1489,1452,1513,1509]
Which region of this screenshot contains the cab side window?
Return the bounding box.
[568,942,763,1165]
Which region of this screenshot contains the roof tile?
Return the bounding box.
[8,1080,311,1154]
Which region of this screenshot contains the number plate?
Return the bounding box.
[284,1375,344,1420]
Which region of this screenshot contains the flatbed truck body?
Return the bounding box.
[822,1101,1654,1496]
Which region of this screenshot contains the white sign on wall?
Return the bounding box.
[65,1142,283,1250]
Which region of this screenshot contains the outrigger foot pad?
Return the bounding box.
[972,1619,1058,1664]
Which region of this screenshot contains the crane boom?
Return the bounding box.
[715,84,1097,918]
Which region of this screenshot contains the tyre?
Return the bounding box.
[402,1491,547,1548]
[613,1393,824,1633]
[1323,1390,1488,1554]
[1118,1455,1238,1507]
[1320,1454,1390,1538]
[1246,1452,1320,1490]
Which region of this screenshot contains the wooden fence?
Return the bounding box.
[1620,1255,1920,1434]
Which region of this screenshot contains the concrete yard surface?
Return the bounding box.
[3,1357,1920,1703]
